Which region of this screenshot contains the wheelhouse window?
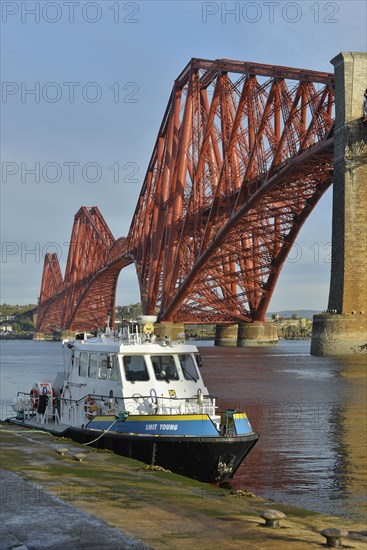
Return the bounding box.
[179,355,199,381]
[98,354,108,379]
[88,353,98,378]
[151,355,179,381]
[108,355,120,381]
[123,355,149,381]
[194,352,203,368]
[79,352,88,377]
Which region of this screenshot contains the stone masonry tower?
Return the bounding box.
[311,52,367,355]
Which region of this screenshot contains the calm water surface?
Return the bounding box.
[1,339,366,522]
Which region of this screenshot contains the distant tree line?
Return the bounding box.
[0,304,37,332]
[115,303,143,322]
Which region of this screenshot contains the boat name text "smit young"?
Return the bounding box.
[145,423,179,431]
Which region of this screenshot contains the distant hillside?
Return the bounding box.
[266,310,320,320]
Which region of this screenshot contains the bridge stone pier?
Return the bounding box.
[153,323,185,341]
[214,324,238,346]
[214,322,278,346]
[311,52,367,355]
[237,322,278,347]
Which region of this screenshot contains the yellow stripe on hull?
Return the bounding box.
[92,414,213,422]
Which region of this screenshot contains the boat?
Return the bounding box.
[11,316,259,484]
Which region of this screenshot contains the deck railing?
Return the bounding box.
[15,391,217,426]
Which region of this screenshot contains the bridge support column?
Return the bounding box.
[311,313,366,355]
[214,324,238,346]
[237,322,278,347]
[154,323,185,340]
[311,52,367,355]
[34,333,45,340]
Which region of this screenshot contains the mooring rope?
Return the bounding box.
[82,419,119,446]
[2,418,119,447]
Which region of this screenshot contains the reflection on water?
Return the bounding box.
[279,369,333,379]
[198,341,367,522]
[0,339,366,521]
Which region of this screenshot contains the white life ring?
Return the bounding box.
[30,388,39,409]
[84,395,97,420]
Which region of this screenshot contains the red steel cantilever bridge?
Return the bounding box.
[36,58,335,333]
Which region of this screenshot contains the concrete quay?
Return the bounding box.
[1,468,148,550]
[1,424,366,550]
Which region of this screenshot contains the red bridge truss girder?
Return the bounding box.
[128,58,335,323]
[36,207,132,332]
[36,58,335,332]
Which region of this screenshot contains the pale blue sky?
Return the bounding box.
[1,1,366,311]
